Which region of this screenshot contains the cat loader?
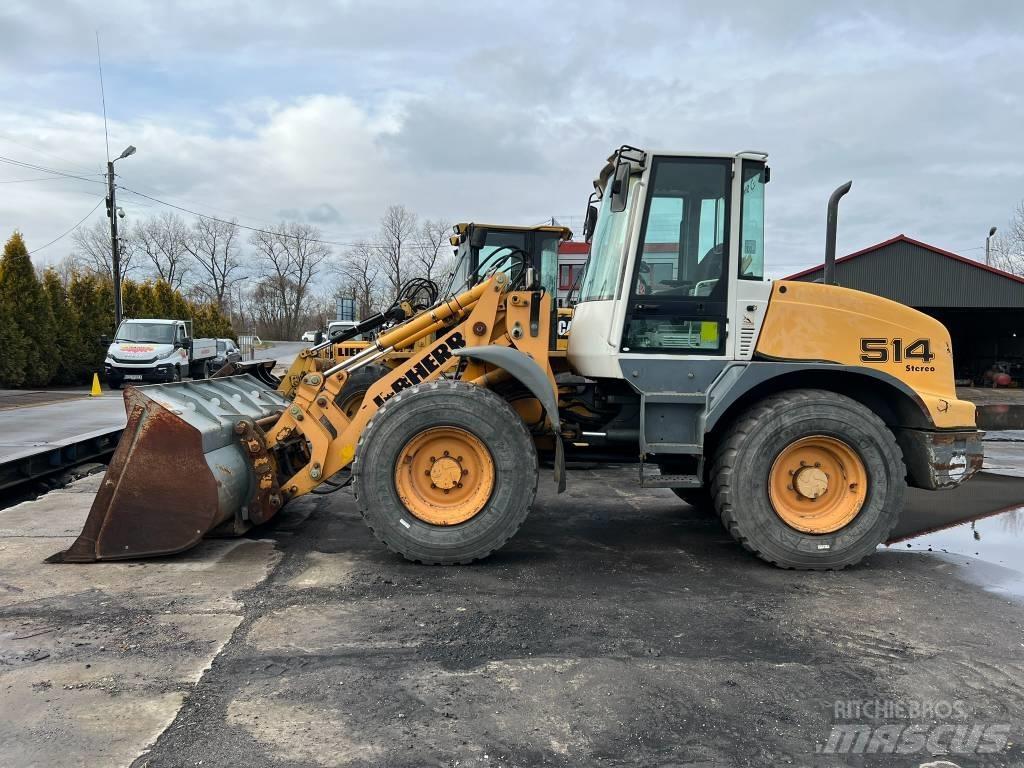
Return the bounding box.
[51,146,984,570]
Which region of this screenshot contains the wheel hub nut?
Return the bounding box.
[429,456,463,490]
[793,466,829,500]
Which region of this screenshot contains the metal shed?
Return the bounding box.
[787,235,1024,386]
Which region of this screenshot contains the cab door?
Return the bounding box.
[618,156,735,455]
[620,156,733,357]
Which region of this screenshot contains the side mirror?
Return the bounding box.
[469,226,487,250]
[610,161,630,213]
[583,204,598,243]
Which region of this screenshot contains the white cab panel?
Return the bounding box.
[733,279,772,359]
[566,300,625,379]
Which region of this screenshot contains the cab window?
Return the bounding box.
[739,161,766,280]
[622,156,731,354]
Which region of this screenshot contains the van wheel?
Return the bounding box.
[173,366,182,383]
[353,381,537,564]
[710,388,904,570]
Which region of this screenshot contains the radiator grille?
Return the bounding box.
[738,326,757,357]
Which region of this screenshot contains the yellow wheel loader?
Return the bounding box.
[51,147,983,570]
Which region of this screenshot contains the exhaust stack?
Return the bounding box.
[824,180,852,286]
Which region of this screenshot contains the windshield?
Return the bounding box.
[578,176,636,302]
[115,322,175,344]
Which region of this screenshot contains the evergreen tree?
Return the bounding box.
[0,276,25,386]
[43,268,78,384]
[123,279,157,319]
[0,232,56,386]
[67,273,112,383]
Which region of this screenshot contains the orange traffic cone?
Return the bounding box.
[90,373,102,397]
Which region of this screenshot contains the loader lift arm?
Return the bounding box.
[51,272,563,562]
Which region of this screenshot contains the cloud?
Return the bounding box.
[0,0,1022,279]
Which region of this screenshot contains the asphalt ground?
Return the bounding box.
[2,463,1023,767]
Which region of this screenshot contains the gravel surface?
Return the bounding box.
[125,466,1024,768]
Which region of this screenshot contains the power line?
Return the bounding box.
[96,31,110,164]
[0,154,105,185]
[0,176,98,184]
[0,133,99,175]
[117,185,443,251]
[28,197,105,255]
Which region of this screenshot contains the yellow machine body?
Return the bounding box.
[756,281,975,429]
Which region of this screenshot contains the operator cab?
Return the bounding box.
[569,146,771,377]
[448,222,573,351]
[448,222,570,296]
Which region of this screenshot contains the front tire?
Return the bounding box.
[710,389,904,570]
[353,381,537,564]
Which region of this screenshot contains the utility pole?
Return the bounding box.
[106,160,122,326]
[106,145,136,328]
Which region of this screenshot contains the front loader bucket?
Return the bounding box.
[213,358,280,388]
[48,376,287,563]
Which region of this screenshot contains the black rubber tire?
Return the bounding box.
[108,378,122,390]
[172,366,182,383]
[353,380,538,564]
[710,388,905,570]
[334,364,391,417]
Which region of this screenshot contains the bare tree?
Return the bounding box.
[378,204,418,301]
[412,218,453,284]
[337,241,384,320]
[249,222,331,339]
[70,218,136,282]
[134,212,191,289]
[991,201,1024,276]
[183,217,245,310]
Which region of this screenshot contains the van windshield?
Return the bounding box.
[115,322,175,344]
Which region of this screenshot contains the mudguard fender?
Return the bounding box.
[454,345,566,492]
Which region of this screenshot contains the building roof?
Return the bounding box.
[558,241,590,255]
[786,234,1024,309]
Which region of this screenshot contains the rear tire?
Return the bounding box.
[353,381,537,564]
[334,364,391,418]
[710,388,904,570]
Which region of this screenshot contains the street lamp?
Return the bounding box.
[985,226,998,267]
[107,144,136,326]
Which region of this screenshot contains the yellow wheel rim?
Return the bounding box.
[768,436,868,534]
[394,427,495,526]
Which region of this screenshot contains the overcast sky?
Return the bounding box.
[1,0,1022,276]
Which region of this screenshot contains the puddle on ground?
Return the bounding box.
[889,507,1024,601]
[977,404,1024,431]
[885,430,1024,600]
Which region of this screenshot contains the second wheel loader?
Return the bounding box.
[52,146,984,570]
